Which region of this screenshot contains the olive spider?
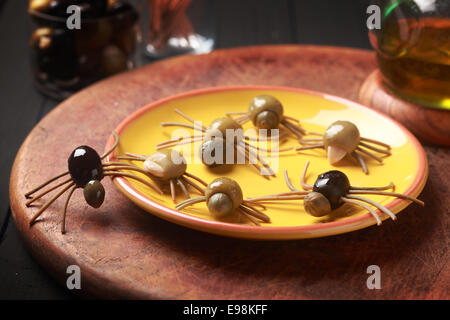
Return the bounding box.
[226,94,306,140]
[115,149,209,203]
[157,109,291,179]
[296,120,391,174]
[247,161,424,225]
[175,177,271,226]
[24,131,162,233]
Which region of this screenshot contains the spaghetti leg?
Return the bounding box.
[352,151,368,175]
[346,194,397,220]
[101,131,119,159]
[177,178,190,199]
[29,183,75,225]
[175,196,207,210]
[181,176,205,195]
[61,186,77,234]
[301,161,313,190]
[26,177,73,207]
[24,171,70,199]
[341,197,382,225]
[284,170,300,192]
[174,109,207,130]
[169,179,176,203]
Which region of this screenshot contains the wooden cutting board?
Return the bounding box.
[9,45,449,299]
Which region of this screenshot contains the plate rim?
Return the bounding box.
[105,85,428,239]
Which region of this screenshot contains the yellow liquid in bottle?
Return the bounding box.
[377,18,450,109]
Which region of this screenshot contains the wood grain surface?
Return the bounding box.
[359,70,450,147]
[9,45,449,299]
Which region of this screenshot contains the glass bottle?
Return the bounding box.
[369,0,450,109]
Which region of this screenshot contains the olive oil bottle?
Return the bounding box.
[377,17,449,109]
[370,0,450,110]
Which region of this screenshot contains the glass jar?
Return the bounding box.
[29,0,139,100]
[141,0,214,59]
[369,0,450,109]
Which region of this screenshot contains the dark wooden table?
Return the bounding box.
[1,0,448,300]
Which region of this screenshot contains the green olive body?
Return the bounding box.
[249,95,284,129]
[303,192,331,217]
[83,180,105,208]
[206,193,234,218]
[205,117,243,141]
[323,121,360,153]
[205,177,243,217]
[199,137,235,167]
[143,149,187,180]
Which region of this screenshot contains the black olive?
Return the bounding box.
[68,146,103,187]
[313,170,350,209]
[30,0,76,17]
[86,0,108,16]
[46,0,72,17]
[107,1,134,15]
[77,52,101,77]
[114,26,136,56]
[78,3,102,19]
[30,0,108,18]
[107,2,139,35]
[29,1,66,27]
[75,19,113,52]
[108,2,138,20]
[30,27,78,82]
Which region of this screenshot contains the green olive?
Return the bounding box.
[199,138,233,167]
[249,95,283,129]
[206,193,234,218]
[303,192,331,217]
[205,117,243,141]
[323,121,360,153]
[205,177,243,217]
[100,45,127,76]
[143,149,187,180]
[254,110,280,130]
[83,180,105,208]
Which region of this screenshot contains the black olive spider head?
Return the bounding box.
[311,170,350,210]
[68,145,105,207]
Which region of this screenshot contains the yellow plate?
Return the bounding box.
[105,86,428,240]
